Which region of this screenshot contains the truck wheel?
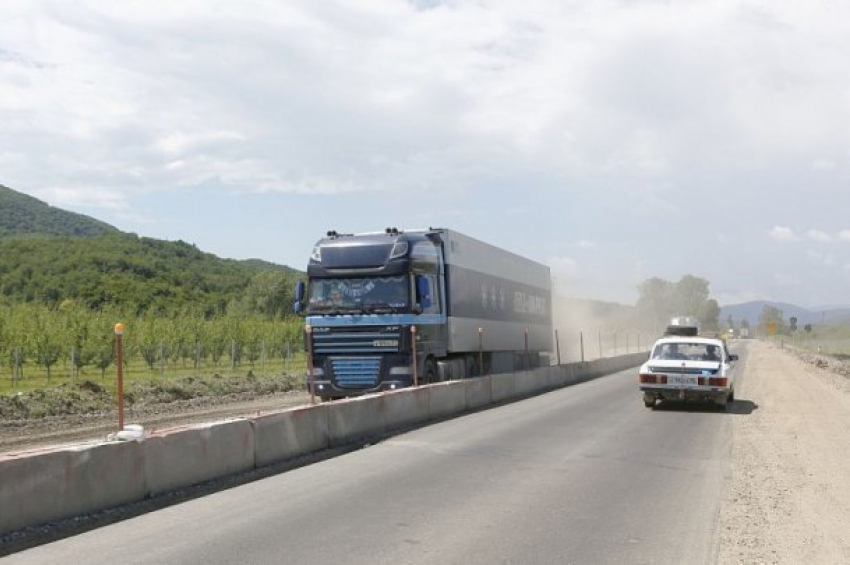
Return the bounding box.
[423,359,438,384]
[464,356,476,378]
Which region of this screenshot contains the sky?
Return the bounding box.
[2,0,850,308]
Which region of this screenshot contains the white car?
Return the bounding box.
[638,335,738,409]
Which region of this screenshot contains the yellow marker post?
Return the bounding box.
[114,323,125,431]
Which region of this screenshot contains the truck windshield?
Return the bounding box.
[307,276,408,314]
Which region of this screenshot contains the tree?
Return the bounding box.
[758,305,787,335]
[32,310,63,382]
[698,299,721,331]
[636,277,674,328]
[675,275,710,318]
[636,274,715,330]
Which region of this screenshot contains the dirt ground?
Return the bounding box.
[718,340,850,564]
[0,378,313,453]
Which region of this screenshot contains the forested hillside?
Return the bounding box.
[0,184,302,318]
[0,184,118,237]
[0,233,303,316]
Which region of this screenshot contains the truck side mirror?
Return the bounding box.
[293,281,306,315]
[416,276,432,310]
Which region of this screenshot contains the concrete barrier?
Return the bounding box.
[515,369,549,396]
[429,381,467,420]
[253,404,330,468]
[381,386,430,432]
[326,394,385,447]
[0,441,145,536]
[490,373,516,403]
[144,419,254,496]
[464,376,491,409]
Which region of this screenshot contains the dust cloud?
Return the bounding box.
[551,296,659,362]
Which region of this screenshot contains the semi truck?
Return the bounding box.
[293,227,553,400]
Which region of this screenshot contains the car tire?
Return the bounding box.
[643,395,655,408]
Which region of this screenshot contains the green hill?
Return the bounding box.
[0,184,118,237]
[0,184,302,317]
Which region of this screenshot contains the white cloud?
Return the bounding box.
[806,229,831,242]
[807,249,836,267]
[768,226,799,242]
[839,230,850,241]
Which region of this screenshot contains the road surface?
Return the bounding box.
[7,340,850,563]
[6,350,746,563]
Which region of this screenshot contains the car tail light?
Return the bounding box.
[708,377,728,387]
[640,374,666,384]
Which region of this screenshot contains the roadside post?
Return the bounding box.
[411,325,418,386]
[524,328,529,369]
[555,329,561,366]
[114,323,125,431]
[305,325,316,404]
[580,331,585,363]
[478,327,484,376]
[598,330,602,360]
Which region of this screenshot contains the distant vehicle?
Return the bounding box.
[294,228,553,401]
[638,318,738,410]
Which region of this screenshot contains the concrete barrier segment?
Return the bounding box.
[428,381,467,420]
[144,419,254,496]
[0,441,145,537]
[490,373,517,403]
[252,404,330,468]
[326,394,385,447]
[380,386,430,432]
[464,376,492,410]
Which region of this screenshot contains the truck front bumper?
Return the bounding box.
[308,379,413,400]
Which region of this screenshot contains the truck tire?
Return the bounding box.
[464,356,476,379]
[424,359,438,384]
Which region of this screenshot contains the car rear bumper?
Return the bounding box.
[640,385,730,403]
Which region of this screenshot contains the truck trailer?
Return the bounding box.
[293,227,553,400]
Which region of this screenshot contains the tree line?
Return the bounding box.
[635,274,721,331]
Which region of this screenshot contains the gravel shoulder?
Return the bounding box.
[718,339,850,564]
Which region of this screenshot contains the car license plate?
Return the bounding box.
[667,375,696,386]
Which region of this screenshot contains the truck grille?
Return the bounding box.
[312,327,401,355]
[331,357,381,388]
[311,326,401,389]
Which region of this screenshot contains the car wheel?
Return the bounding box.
[643,395,655,408]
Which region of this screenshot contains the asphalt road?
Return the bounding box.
[7,344,750,565]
